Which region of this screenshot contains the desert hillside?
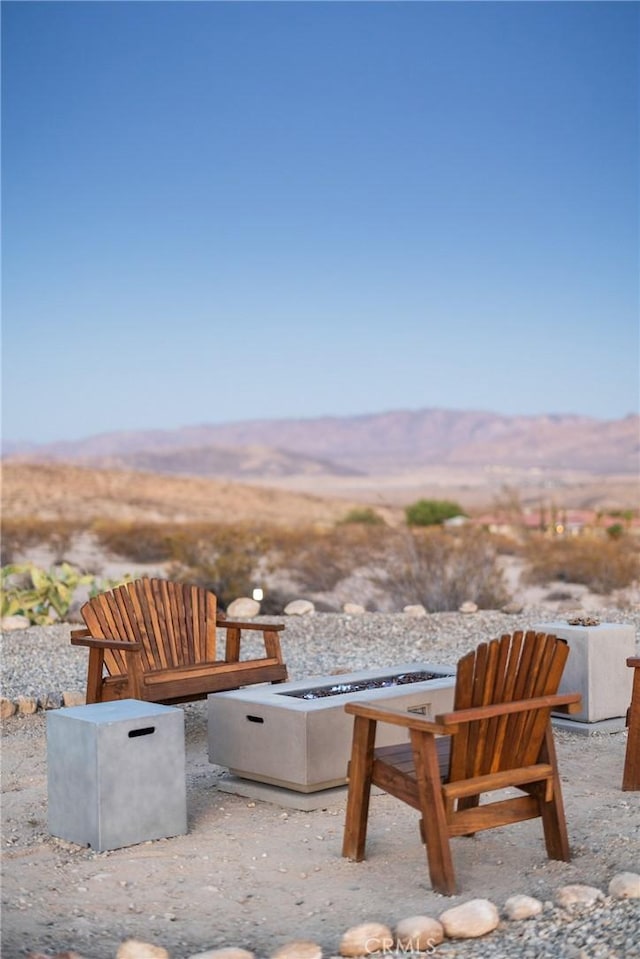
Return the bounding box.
[1,462,401,527]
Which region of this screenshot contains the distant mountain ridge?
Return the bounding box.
[5,408,639,477]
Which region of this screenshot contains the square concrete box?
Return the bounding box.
[47,699,187,851]
[534,621,636,724]
[208,662,456,792]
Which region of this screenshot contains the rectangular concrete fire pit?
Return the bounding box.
[208,662,456,793]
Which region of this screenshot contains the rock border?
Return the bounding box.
[24,874,640,958]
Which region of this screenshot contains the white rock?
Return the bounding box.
[608,872,640,899]
[395,915,444,949]
[1,614,31,631]
[116,941,170,959]
[343,603,365,615]
[271,942,322,959]
[458,601,478,614]
[439,899,500,938]
[339,921,394,956]
[403,604,427,618]
[503,895,544,920]
[188,950,255,959]
[284,599,315,616]
[226,597,260,618]
[555,885,605,908]
[502,601,524,615]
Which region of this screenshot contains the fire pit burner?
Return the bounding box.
[280,670,440,700]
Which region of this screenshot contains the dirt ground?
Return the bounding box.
[2,703,638,959]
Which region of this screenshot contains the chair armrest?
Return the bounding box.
[345,701,455,735]
[70,633,142,652]
[435,692,582,726]
[627,657,640,668]
[218,619,285,632]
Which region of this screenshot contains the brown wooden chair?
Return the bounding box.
[70,577,287,705]
[622,657,640,791]
[342,630,581,895]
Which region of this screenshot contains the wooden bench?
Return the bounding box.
[70,577,287,705]
[622,657,640,791]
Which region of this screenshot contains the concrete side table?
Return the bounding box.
[534,621,635,729]
[47,699,187,851]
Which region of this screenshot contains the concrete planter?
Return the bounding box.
[534,621,635,726]
[208,662,456,793]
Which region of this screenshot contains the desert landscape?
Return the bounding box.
[2,409,639,958]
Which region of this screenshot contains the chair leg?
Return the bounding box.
[538,726,570,861]
[86,648,105,704]
[622,664,640,791]
[456,795,479,837]
[342,715,377,861]
[411,730,457,896]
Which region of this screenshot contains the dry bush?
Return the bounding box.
[0,518,82,565]
[91,520,176,562]
[166,523,274,608]
[376,526,510,612]
[522,533,640,594]
[269,524,389,594]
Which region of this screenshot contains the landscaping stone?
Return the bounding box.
[62,691,86,707]
[395,915,444,949]
[403,604,427,617]
[339,921,394,955]
[16,696,38,715]
[1,614,31,630]
[608,871,640,899]
[187,950,254,959]
[1,697,17,719]
[116,940,169,959]
[459,601,479,614]
[284,600,315,616]
[39,691,63,710]
[342,603,365,615]
[226,597,260,618]
[503,894,544,920]
[439,899,500,938]
[271,941,322,959]
[555,884,605,908]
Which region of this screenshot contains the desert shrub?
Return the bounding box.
[338,508,385,526]
[1,518,82,565]
[270,524,388,594]
[1,562,95,624]
[606,523,625,540]
[166,524,273,608]
[91,521,176,563]
[376,526,509,612]
[522,534,640,594]
[405,499,465,527]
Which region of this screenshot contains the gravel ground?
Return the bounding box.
[2,610,639,959]
[3,607,640,706]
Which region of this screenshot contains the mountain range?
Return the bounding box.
[5,408,639,478]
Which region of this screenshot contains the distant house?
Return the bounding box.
[470,509,640,539]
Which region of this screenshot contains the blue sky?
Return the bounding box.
[2,1,638,445]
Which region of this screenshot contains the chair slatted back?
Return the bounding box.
[448,630,568,782]
[80,577,217,675]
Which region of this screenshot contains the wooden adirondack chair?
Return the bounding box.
[70,577,287,705]
[342,630,581,895]
[622,657,640,791]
